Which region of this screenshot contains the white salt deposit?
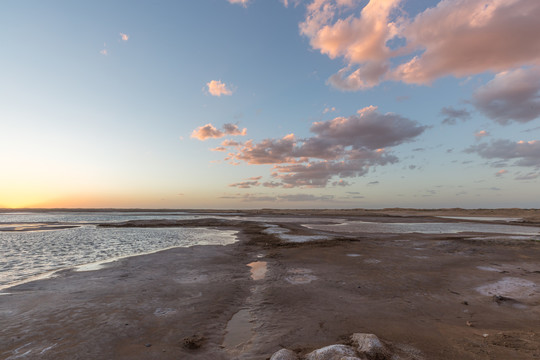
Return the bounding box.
[476,277,538,299]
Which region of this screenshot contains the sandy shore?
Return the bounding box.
[1,210,540,359]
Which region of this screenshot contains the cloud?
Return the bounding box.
[229,180,260,188]
[207,80,233,97]
[394,0,540,84]
[440,107,471,125]
[262,181,281,188]
[332,179,350,187]
[120,33,129,41]
[495,169,508,177]
[300,0,540,90]
[220,194,277,202]
[515,172,539,181]
[278,194,334,202]
[220,193,334,202]
[472,67,540,124]
[475,130,489,139]
[367,181,379,185]
[191,123,247,141]
[466,139,540,167]
[228,176,264,188]
[522,126,540,133]
[100,48,108,56]
[228,0,250,7]
[323,106,336,114]
[213,106,426,187]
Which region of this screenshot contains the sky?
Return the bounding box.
[1,0,539,209]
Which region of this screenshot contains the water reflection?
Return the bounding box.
[305,221,540,235]
[0,226,238,289]
[222,309,253,353]
[247,261,267,280]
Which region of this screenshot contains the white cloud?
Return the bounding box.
[228,0,250,7]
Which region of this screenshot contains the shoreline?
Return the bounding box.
[1,212,540,359]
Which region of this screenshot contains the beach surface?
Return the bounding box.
[1,209,540,359]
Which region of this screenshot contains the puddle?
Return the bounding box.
[222,309,253,353]
[476,277,538,299]
[154,308,177,317]
[305,221,540,235]
[74,262,109,272]
[263,225,333,242]
[364,259,381,264]
[437,216,522,222]
[346,253,361,257]
[477,266,500,272]
[285,268,317,284]
[280,234,332,243]
[174,273,209,284]
[469,235,539,241]
[0,224,79,232]
[247,261,267,280]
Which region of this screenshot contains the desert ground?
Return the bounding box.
[1,209,540,359]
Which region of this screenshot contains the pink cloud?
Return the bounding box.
[207,80,233,97]
[120,33,129,41]
[213,106,426,187]
[394,0,540,84]
[495,169,508,177]
[323,106,336,114]
[191,123,247,141]
[300,0,540,90]
[234,134,298,164]
[475,130,489,139]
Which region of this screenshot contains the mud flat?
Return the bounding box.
[1,211,540,359]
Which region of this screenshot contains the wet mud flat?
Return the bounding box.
[1,213,540,359]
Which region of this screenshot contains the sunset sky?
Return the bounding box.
[1,0,540,209]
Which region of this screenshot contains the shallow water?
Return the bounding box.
[305,220,540,236]
[222,309,253,352]
[0,219,237,289]
[2,211,539,291]
[437,216,522,222]
[0,211,206,224]
[247,261,267,280]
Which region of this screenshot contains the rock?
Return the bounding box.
[305,344,359,360]
[493,294,512,303]
[351,333,389,360]
[182,335,204,349]
[270,348,298,360]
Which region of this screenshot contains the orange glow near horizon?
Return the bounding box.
[0,189,223,209]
